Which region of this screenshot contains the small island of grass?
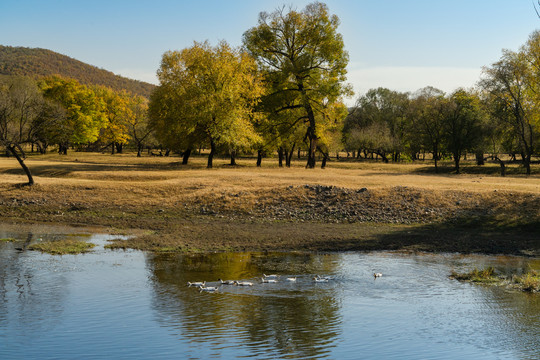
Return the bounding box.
[29,239,96,255]
[451,267,540,293]
[0,238,16,242]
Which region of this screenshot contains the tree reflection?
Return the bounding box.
[147,252,342,358]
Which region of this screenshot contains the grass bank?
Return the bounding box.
[0,152,538,255]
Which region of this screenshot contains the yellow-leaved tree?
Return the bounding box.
[150,41,264,167]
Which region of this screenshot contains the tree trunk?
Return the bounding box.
[287,144,295,168]
[256,150,262,167]
[475,151,484,166]
[433,144,439,173]
[116,143,123,154]
[453,151,461,174]
[278,147,284,167]
[207,139,216,168]
[137,144,142,157]
[182,148,191,165]
[230,149,237,166]
[111,142,116,155]
[7,146,34,185]
[319,148,329,169]
[376,150,389,164]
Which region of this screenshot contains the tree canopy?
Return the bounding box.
[243,2,352,168]
[150,41,264,167]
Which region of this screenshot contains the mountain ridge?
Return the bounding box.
[0,45,155,98]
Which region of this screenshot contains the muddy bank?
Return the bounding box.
[0,183,538,256]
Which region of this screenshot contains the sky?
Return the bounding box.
[1,0,539,106]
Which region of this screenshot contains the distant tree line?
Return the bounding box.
[1,3,539,185]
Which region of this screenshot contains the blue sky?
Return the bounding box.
[1,0,538,105]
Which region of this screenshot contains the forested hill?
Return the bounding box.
[0,45,155,98]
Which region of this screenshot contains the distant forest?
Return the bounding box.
[0,45,155,98]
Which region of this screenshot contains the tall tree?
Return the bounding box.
[151,41,264,168]
[243,2,352,168]
[344,88,409,162]
[408,87,448,173]
[126,94,152,157]
[94,86,131,154]
[0,77,45,185]
[481,39,538,175]
[443,89,485,174]
[39,76,107,154]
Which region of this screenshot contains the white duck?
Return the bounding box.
[373,273,383,278]
[234,281,253,286]
[313,276,329,283]
[199,286,219,292]
[261,277,278,283]
[263,274,279,279]
[187,281,205,287]
[218,279,236,285]
[286,277,297,282]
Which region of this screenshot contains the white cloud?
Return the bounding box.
[345,65,483,106]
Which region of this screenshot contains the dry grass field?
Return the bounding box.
[0,152,538,255]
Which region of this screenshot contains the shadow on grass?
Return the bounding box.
[305,217,540,256]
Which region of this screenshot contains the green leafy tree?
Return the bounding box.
[243,2,352,168]
[126,94,152,157]
[443,89,485,174]
[408,87,448,173]
[344,88,409,162]
[94,86,131,154]
[151,41,264,168]
[39,76,107,154]
[481,40,538,175]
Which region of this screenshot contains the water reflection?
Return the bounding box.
[147,252,342,359]
[0,229,67,337]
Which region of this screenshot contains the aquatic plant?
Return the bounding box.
[0,238,16,242]
[450,267,497,283]
[29,239,95,255]
[513,270,540,292]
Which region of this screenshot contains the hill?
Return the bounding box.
[0,45,155,98]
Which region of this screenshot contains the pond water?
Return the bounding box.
[1,225,539,359]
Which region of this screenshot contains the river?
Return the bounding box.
[1,224,539,359]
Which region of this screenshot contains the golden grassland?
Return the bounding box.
[0,152,538,255]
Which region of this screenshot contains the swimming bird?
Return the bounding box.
[199,286,219,292]
[263,274,279,278]
[234,281,253,286]
[218,279,236,285]
[286,277,297,282]
[261,277,278,283]
[315,275,333,281]
[373,273,383,278]
[313,276,329,283]
[187,281,205,287]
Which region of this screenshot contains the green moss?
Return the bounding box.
[29,239,95,255]
[0,238,16,242]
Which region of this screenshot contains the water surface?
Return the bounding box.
[1,224,539,359]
